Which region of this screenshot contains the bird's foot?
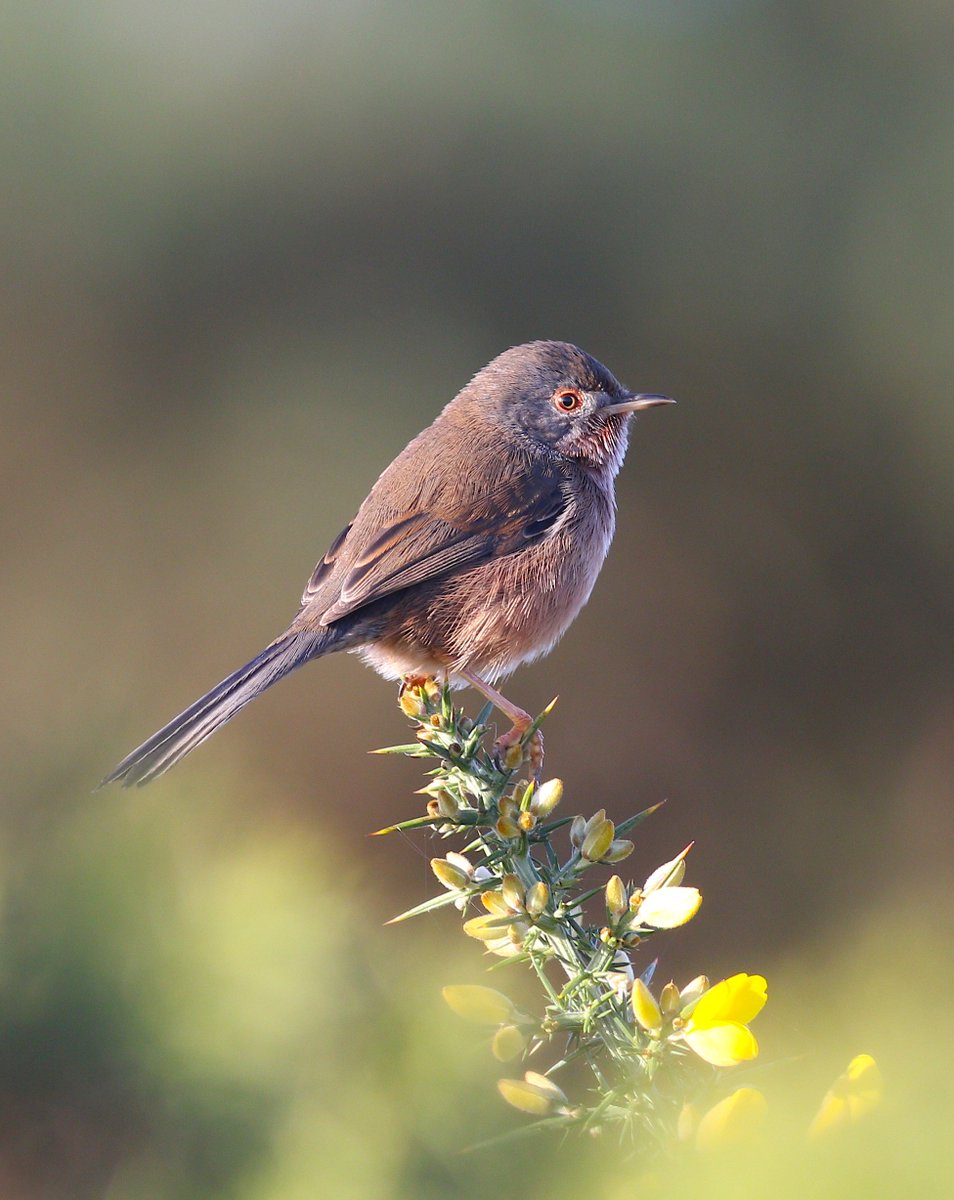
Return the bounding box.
[493,720,545,783]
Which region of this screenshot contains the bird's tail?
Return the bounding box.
[102,628,330,787]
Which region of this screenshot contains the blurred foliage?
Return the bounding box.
[2,0,953,1195]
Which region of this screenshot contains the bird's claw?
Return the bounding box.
[493,722,545,783]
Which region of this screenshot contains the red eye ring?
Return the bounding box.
[552,388,584,413]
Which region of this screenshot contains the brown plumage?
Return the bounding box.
[103,341,672,786]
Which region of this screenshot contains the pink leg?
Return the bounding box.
[459,668,544,779]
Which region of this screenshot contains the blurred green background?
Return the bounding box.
[2,2,953,1196]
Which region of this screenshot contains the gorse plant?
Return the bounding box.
[375,679,771,1154]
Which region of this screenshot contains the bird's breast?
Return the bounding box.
[352,469,618,685]
[436,474,617,681]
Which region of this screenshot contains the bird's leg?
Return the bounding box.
[458,668,544,781]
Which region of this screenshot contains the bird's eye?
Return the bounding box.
[552,389,584,413]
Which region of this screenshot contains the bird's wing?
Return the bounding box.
[305,459,569,626]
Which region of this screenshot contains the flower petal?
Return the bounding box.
[809,1053,883,1137]
[643,850,688,894]
[492,1024,527,1061]
[430,858,470,890]
[497,1078,553,1115]
[441,984,515,1024]
[463,914,511,940]
[581,817,615,862]
[690,973,767,1026]
[845,1053,882,1094]
[636,886,702,929]
[696,1087,767,1150]
[530,777,564,818]
[631,977,663,1032]
[684,1020,759,1066]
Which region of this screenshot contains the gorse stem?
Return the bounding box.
[379,679,769,1154]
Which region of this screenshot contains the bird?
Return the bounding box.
[103,340,673,787]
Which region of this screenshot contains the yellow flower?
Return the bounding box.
[634,886,702,930]
[463,907,528,957]
[581,812,615,861]
[605,874,627,918]
[530,778,564,818]
[642,845,691,893]
[603,838,635,862]
[631,977,663,1033]
[500,874,525,911]
[498,1071,569,1116]
[441,984,516,1025]
[809,1054,883,1137]
[491,1024,527,1062]
[681,973,767,1066]
[525,880,549,917]
[695,1087,767,1150]
[430,857,470,891]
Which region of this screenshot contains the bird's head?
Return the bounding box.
[461,340,673,475]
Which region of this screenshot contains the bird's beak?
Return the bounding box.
[600,392,676,416]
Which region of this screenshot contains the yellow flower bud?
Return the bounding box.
[582,817,615,862]
[525,881,550,917]
[481,890,510,915]
[444,851,473,876]
[435,790,459,819]
[495,814,521,839]
[605,875,627,917]
[517,810,536,832]
[498,795,518,819]
[631,977,663,1032]
[430,858,470,891]
[442,984,516,1025]
[603,838,635,863]
[643,851,688,893]
[463,914,511,941]
[660,981,681,1015]
[523,1071,567,1106]
[498,1075,564,1116]
[480,920,528,957]
[531,778,564,818]
[399,689,425,718]
[569,815,587,849]
[492,1024,527,1062]
[679,975,709,1008]
[501,874,525,912]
